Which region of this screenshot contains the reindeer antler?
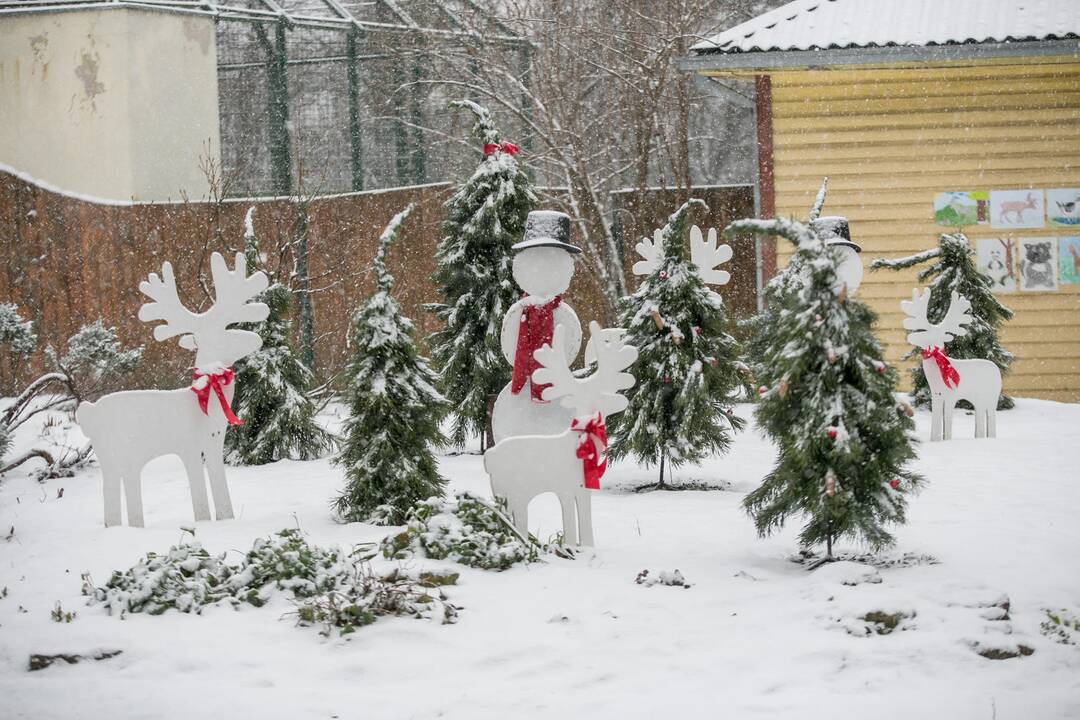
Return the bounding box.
[138,261,197,342]
[534,322,638,419]
[901,287,972,349]
[689,225,732,286]
[632,228,662,276]
[939,291,973,342]
[900,288,932,333]
[205,252,269,327]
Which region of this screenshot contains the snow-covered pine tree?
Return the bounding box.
[226,208,334,465]
[726,216,922,557]
[871,232,1014,410]
[609,199,745,489]
[334,205,449,525]
[427,100,536,449]
[741,178,829,389]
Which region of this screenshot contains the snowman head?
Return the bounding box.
[512,211,581,298]
[811,216,863,295]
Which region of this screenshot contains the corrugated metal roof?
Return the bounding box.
[692,0,1080,54]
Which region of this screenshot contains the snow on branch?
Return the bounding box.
[870,247,941,271]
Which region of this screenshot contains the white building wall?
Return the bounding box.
[0,7,219,201]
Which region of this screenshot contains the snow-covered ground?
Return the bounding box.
[2,399,1079,719]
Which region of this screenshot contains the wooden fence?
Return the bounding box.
[0,170,755,393]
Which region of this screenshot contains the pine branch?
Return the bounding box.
[870,248,941,271]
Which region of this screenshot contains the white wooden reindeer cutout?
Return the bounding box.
[901,288,1002,441]
[632,225,733,286]
[483,321,637,546]
[77,252,268,527]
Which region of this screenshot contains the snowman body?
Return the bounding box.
[491,246,582,443]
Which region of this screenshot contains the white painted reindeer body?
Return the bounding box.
[901,288,1001,442]
[483,322,637,546]
[77,252,268,527]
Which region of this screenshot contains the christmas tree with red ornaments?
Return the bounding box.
[727,201,922,560]
[609,199,745,489]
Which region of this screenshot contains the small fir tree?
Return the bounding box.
[740,179,830,386]
[871,232,1014,410]
[609,199,745,489]
[335,205,449,524]
[226,208,334,465]
[427,100,536,449]
[726,215,922,558]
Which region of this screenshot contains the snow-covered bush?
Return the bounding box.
[334,206,449,525]
[1041,609,1080,646]
[82,528,457,637]
[1,309,140,477]
[381,492,541,571]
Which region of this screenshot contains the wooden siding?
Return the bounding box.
[755,58,1080,402]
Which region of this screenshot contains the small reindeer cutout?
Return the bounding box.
[901,288,1001,441]
[77,252,269,526]
[484,322,638,546]
[633,225,732,286]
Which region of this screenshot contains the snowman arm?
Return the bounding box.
[554,305,582,361]
[500,302,525,366]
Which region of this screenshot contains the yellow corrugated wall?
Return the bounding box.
[766,58,1080,402]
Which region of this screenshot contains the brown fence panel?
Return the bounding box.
[1,172,757,394]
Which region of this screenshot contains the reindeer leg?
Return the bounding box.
[122,467,145,528]
[974,404,987,439]
[204,434,235,521]
[182,452,211,522]
[512,501,529,539]
[576,490,594,547]
[559,494,578,546]
[930,396,943,442]
[942,400,954,441]
[100,456,123,528]
[987,408,997,439]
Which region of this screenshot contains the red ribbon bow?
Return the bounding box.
[572,413,607,490]
[511,295,561,402]
[190,367,243,426]
[922,346,960,389]
[483,141,520,157]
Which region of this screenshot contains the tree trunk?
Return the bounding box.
[485,393,497,450]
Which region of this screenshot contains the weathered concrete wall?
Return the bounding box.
[0,7,219,201]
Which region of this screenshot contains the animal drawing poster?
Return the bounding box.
[990,190,1045,230]
[1018,237,1058,292]
[1047,189,1080,228]
[934,191,988,226]
[976,237,1018,293]
[1060,237,1080,285]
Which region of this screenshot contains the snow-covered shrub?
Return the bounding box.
[2,310,140,477]
[381,492,541,571]
[83,529,457,637]
[0,303,36,357]
[1041,609,1080,645]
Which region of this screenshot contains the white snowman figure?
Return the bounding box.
[812,215,863,294]
[492,210,583,443]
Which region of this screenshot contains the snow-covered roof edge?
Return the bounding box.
[687,0,1080,71]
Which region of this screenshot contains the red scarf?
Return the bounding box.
[922,346,960,389]
[572,413,607,490]
[511,296,561,401]
[483,141,520,157]
[191,367,243,426]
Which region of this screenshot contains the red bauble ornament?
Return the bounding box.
[757,385,767,396]
[889,479,900,490]
[876,364,887,375]
[663,375,671,384]
[692,326,702,336]
[827,428,838,440]
[659,271,669,280]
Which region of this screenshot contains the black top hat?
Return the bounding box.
[812,215,861,252]
[512,210,582,254]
